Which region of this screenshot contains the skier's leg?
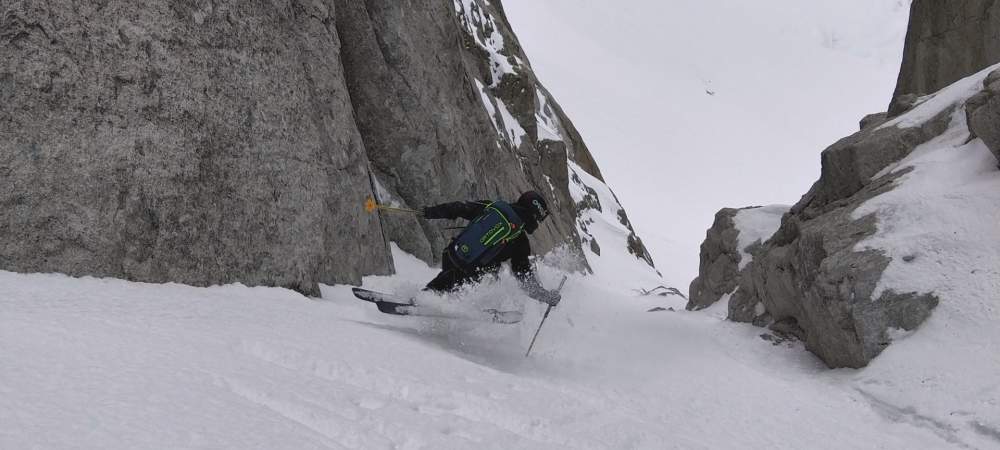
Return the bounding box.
[425,270,463,292]
[426,252,463,292]
[425,252,478,292]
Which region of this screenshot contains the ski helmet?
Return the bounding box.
[517,191,549,223]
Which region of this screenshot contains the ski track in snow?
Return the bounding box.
[0,247,969,449]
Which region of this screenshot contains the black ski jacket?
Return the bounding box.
[423,200,545,291]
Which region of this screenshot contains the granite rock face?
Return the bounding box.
[0,0,654,294]
[891,0,1000,113]
[687,209,741,311]
[966,69,1000,165]
[331,0,653,272]
[0,0,391,296]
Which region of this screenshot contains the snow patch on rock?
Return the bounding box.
[535,89,564,142]
[703,287,737,320]
[880,63,1000,131]
[474,79,524,148]
[454,0,517,86]
[495,97,526,148]
[473,79,503,137]
[733,205,789,271]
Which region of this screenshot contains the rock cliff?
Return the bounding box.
[728,106,950,367]
[1,0,390,296]
[692,1,1000,368]
[890,0,1000,114]
[0,0,655,295]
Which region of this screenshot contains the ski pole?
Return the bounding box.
[525,275,569,357]
[365,197,421,215]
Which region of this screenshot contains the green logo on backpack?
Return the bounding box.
[448,201,525,270]
[480,222,506,245]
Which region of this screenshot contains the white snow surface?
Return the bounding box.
[535,89,564,142]
[0,243,976,449]
[474,79,503,139]
[849,66,1000,447]
[495,97,526,148]
[473,79,526,149]
[732,205,789,271]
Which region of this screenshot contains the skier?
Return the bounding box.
[421,191,562,307]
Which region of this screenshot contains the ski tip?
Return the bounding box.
[352,287,380,303]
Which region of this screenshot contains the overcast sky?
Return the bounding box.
[503,0,912,285]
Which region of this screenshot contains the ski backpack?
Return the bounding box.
[448,201,525,271]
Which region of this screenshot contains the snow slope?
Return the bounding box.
[850,64,1000,448]
[0,245,975,449]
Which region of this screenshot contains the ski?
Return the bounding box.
[351,288,523,324]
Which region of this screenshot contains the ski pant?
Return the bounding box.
[425,251,497,293]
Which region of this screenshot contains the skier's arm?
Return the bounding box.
[422,201,489,220]
[511,237,561,306]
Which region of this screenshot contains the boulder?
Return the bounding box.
[688,205,786,312]
[860,112,888,131]
[728,101,955,368]
[797,109,953,213]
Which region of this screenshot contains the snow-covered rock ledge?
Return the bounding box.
[693,64,1000,371]
[686,205,787,314]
